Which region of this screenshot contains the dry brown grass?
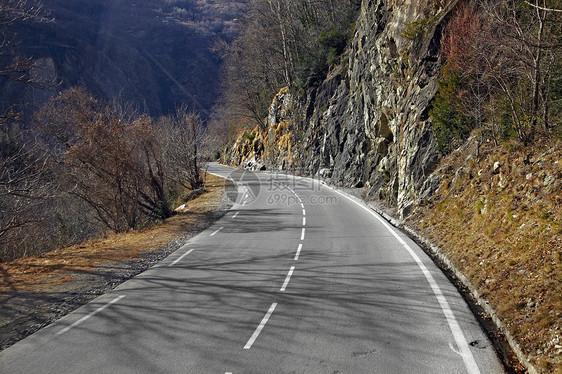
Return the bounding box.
[0,174,229,295]
[410,139,561,373]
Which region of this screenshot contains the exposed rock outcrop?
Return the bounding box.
[225,0,459,217]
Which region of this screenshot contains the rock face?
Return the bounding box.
[225,0,459,217]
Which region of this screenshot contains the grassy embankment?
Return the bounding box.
[409,140,561,373]
[0,173,229,293]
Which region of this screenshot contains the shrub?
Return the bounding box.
[318,28,348,66]
[430,66,474,154]
[244,132,256,142]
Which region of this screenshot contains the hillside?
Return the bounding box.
[0,0,244,118]
[409,140,561,373]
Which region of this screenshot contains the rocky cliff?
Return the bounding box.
[223,1,562,371]
[224,0,459,217]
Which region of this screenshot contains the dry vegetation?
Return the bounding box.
[409,139,561,373]
[0,173,226,292]
[0,173,231,348]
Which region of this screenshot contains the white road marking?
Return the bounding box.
[241,188,248,206]
[232,211,239,219]
[449,341,462,356]
[294,243,303,260]
[302,209,306,216]
[244,303,278,349]
[210,227,223,236]
[303,217,306,226]
[55,295,125,336]
[169,248,196,266]
[300,227,305,240]
[280,266,295,291]
[300,203,304,209]
[329,186,482,374]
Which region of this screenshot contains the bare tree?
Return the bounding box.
[34,88,204,234]
[0,0,58,259]
[435,0,561,147]
[157,107,203,192]
[214,0,359,131]
[0,138,55,257]
[0,0,52,87]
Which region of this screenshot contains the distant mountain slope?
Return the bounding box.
[0,0,243,118]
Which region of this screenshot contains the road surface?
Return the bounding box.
[0,163,504,373]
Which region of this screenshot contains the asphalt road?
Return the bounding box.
[0,163,504,373]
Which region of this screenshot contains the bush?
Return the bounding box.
[318,28,348,66]
[244,132,256,142]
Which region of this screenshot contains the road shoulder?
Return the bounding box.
[0,174,235,350]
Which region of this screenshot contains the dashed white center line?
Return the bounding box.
[280,266,295,292]
[300,227,306,240]
[302,217,306,226]
[302,209,306,216]
[169,247,196,266]
[294,243,303,260]
[55,295,125,336]
[210,227,223,236]
[244,303,278,349]
[232,211,239,219]
[300,203,304,209]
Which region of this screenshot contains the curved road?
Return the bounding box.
[0,163,504,373]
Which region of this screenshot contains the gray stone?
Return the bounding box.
[224,0,460,218]
[493,161,501,174]
[318,168,333,178]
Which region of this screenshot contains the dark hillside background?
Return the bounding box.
[0,0,243,119]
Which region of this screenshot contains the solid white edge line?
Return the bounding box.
[300,227,305,240]
[294,243,303,260]
[210,227,224,236]
[244,303,278,349]
[169,247,196,267]
[328,186,481,374]
[55,295,125,336]
[280,266,295,292]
